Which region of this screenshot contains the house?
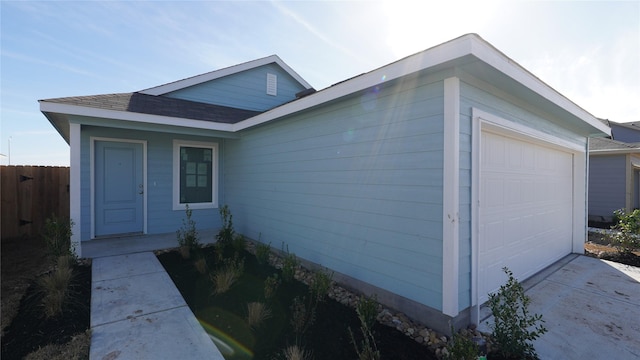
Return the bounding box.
[588,121,640,223]
[40,34,609,333]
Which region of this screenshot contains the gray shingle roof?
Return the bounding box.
[42,92,262,124]
[589,137,640,151]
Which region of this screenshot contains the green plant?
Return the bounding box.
[232,234,247,253]
[264,274,280,300]
[39,256,74,318]
[309,268,333,302]
[349,294,381,360]
[255,240,271,265]
[216,204,234,245]
[246,301,272,329]
[290,296,315,337]
[610,209,640,253]
[176,205,200,259]
[42,215,75,259]
[281,244,299,282]
[488,267,547,359]
[445,327,479,360]
[210,257,244,294]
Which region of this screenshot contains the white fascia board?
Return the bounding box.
[469,38,611,136]
[140,55,311,96]
[39,101,234,132]
[233,36,476,131]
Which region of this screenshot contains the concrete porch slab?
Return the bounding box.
[82,229,217,259]
[92,252,165,282]
[480,255,640,359]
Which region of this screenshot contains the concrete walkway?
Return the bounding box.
[89,252,223,360]
[480,255,640,359]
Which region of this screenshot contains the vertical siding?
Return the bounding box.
[165,64,307,111]
[588,155,627,219]
[457,79,587,309]
[79,126,224,241]
[224,76,446,309]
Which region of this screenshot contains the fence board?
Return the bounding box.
[1,166,70,240]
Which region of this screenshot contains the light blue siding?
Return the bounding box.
[589,155,627,219]
[78,125,224,242]
[224,77,446,310]
[165,64,307,111]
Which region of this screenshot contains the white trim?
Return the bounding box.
[442,77,460,317]
[69,123,82,257]
[470,107,586,325]
[590,148,640,155]
[41,35,609,140]
[90,137,147,239]
[172,140,219,210]
[140,55,311,95]
[231,34,608,135]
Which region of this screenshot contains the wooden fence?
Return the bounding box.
[1,166,70,239]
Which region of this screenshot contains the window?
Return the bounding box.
[173,140,218,210]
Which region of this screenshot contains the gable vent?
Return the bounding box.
[266,73,277,96]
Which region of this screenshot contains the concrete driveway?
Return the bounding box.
[481,255,640,359]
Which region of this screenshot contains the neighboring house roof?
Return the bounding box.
[43,92,261,124]
[140,54,312,95]
[40,33,611,143]
[589,136,640,154]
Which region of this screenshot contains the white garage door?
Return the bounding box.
[478,130,573,303]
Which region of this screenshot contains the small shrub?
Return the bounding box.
[488,267,547,359]
[232,234,247,253]
[255,241,271,265]
[290,296,315,337]
[282,345,313,360]
[264,274,280,300]
[176,205,200,259]
[211,257,244,295]
[309,268,333,302]
[42,215,75,259]
[246,301,272,329]
[349,294,381,360]
[281,244,299,282]
[39,256,74,318]
[216,204,234,245]
[610,209,640,253]
[445,327,479,360]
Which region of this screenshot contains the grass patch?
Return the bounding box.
[246,302,272,329]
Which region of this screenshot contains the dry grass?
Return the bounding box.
[246,302,272,329]
[39,256,74,318]
[24,329,91,360]
[211,267,239,294]
[282,345,313,360]
[194,257,208,274]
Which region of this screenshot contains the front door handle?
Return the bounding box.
[138,184,144,195]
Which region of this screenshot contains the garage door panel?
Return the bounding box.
[479,131,573,303]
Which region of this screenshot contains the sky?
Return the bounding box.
[1,0,639,166]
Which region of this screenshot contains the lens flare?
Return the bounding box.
[198,319,254,359]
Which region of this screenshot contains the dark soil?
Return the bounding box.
[585,231,640,267]
[158,247,437,360]
[1,258,91,360]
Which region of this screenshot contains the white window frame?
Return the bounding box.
[173,140,218,210]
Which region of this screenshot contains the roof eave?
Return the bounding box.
[39,101,236,133]
[233,34,611,137]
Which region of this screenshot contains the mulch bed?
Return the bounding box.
[0,264,91,360]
